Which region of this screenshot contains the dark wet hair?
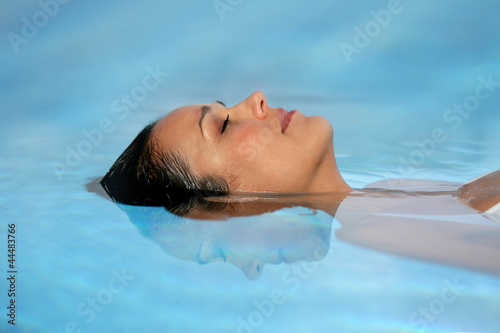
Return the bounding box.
[100,121,229,216]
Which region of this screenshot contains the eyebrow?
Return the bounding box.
[198,101,226,139]
[199,105,212,139]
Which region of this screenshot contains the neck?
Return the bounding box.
[305,143,352,194]
[214,141,354,220]
[264,191,352,219]
[204,191,352,221]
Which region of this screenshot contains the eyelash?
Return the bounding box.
[221,114,230,134]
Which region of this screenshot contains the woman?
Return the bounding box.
[101,91,500,219]
[99,91,500,277]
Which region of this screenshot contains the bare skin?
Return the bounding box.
[151,91,499,214]
[152,91,351,194]
[456,169,500,212]
[97,91,500,278]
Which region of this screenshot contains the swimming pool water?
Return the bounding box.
[1,0,500,332]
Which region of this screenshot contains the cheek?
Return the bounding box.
[230,126,274,165]
[222,126,277,189]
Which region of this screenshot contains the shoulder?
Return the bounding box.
[363,171,500,214]
[457,169,500,213]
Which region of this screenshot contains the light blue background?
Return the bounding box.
[1,1,499,332]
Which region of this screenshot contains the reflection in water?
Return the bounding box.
[119,203,335,280]
[89,178,500,279]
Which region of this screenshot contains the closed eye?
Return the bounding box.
[221,114,230,134]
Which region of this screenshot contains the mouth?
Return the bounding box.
[278,108,297,133]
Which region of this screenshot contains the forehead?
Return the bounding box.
[152,104,203,156]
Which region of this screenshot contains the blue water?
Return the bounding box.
[1,0,500,332]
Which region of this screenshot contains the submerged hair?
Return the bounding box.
[100,121,229,216]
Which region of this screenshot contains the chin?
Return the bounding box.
[312,115,334,140]
[301,115,334,162]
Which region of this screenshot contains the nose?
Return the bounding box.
[237,91,267,120]
[230,258,265,280]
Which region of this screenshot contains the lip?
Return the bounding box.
[278,108,296,133]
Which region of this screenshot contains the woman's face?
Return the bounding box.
[153,91,336,193]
